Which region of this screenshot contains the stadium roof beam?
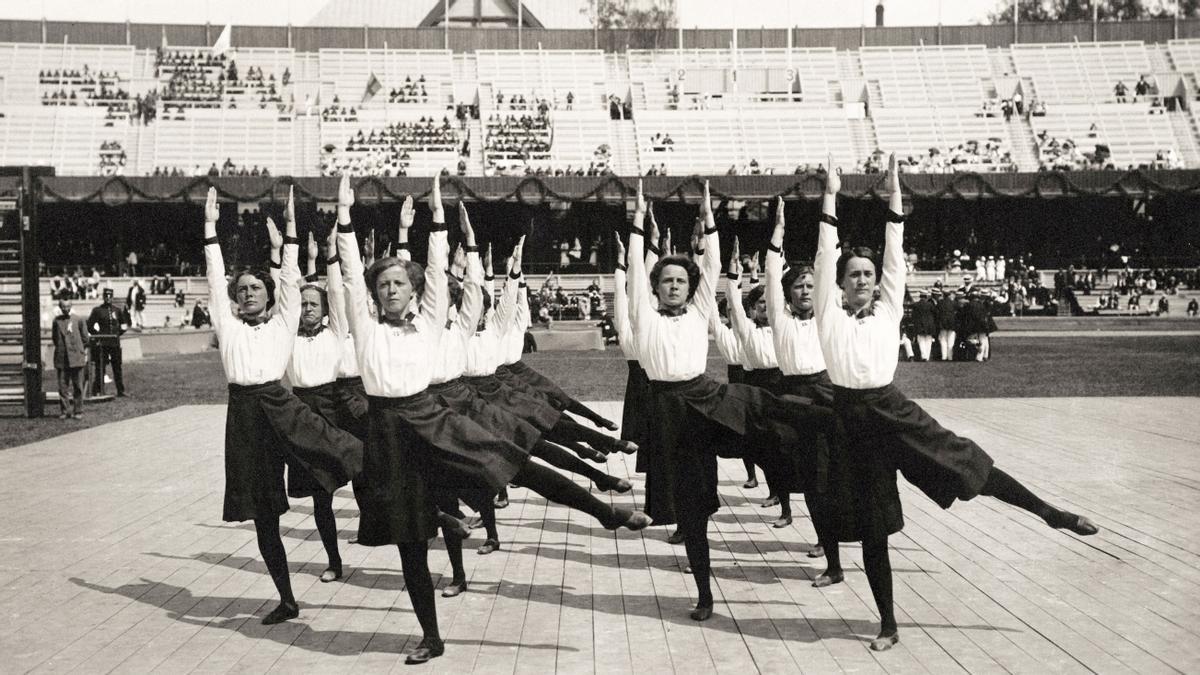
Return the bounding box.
[418,0,545,29]
[9,171,1200,206]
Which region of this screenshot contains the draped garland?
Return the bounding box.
[27,169,1200,207]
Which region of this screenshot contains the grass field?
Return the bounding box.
[3,334,1198,450]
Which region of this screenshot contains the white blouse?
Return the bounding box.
[628,220,721,382]
[338,223,449,398]
[765,250,828,376]
[613,247,658,362]
[814,219,905,389]
[431,249,483,384]
[206,241,300,385]
[725,277,779,371]
[497,275,528,366]
[287,258,352,388]
[324,258,361,379]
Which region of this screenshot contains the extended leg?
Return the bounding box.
[980,467,1097,535]
[512,460,649,531]
[397,540,444,664]
[311,492,343,582]
[531,441,630,493]
[547,416,636,455]
[678,511,714,621]
[254,515,298,625]
[564,398,618,431]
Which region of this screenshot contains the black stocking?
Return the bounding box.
[254,516,295,606]
[397,541,440,640]
[477,499,499,541]
[742,458,757,483]
[512,460,624,528]
[531,441,612,485]
[433,491,466,582]
[547,417,624,453]
[980,466,1054,521]
[862,537,896,637]
[564,398,615,428]
[311,492,341,571]
[679,513,713,609]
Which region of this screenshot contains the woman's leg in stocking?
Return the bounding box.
[397,540,444,662]
[476,498,501,554]
[433,491,467,595]
[806,495,843,586]
[254,515,298,624]
[679,510,714,620]
[531,441,630,493]
[742,458,758,488]
[548,416,635,455]
[311,492,342,580]
[980,467,1097,535]
[862,536,897,650]
[512,460,649,531]
[563,397,618,430]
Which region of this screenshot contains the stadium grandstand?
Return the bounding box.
[1,0,1199,415]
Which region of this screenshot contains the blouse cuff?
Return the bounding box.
[886,211,906,223]
[203,236,219,246]
[283,235,301,245]
[819,213,839,226]
[766,242,782,253]
[337,223,354,234]
[269,260,282,270]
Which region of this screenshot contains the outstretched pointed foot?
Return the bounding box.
[599,419,619,431]
[811,570,844,588]
[771,515,793,529]
[441,578,468,598]
[596,476,633,494]
[690,603,714,622]
[612,508,652,531]
[404,636,445,665]
[438,513,471,539]
[616,440,638,455]
[261,600,299,625]
[579,445,608,463]
[1046,509,1099,536]
[463,514,484,530]
[477,538,500,555]
[869,629,899,652]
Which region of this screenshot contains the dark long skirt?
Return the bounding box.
[832,383,996,539]
[644,375,833,526]
[460,373,562,432]
[495,361,572,410]
[223,381,363,523]
[287,382,347,498]
[430,378,542,452]
[358,396,441,545]
[333,376,369,442]
[624,360,653,473]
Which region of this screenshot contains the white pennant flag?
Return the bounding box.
[213,23,232,56]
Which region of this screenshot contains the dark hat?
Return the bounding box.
[102,288,114,298]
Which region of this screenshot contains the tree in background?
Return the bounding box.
[988,0,1200,23]
[583,0,676,48]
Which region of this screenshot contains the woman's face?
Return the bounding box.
[789,272,815,314]
[655,264,690,309]
[299,288,326,329]
[374,266,414,319]
[841,257,876,311]
[234,273,269,318]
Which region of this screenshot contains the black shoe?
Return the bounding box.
[493,496,509,509]
[463,515,484,530]
[616,440,638,455]
[771,515,792,529]
[742,478,758,489]
[596,476,632,494]
[760,495,780,508]
[476,538,500,555]
[405,636,445,664]
[1048,510,1099,536]
[261,600,299,625]
[811,571,844,588]
[690,604,713,622]
[599,419,619,431]
[870,630,899,651]
[666,529,685,545]
[117,392,129,398]
[441,578,468,597]
[320,564,343,583]
[610,508,652,531]
[579,445,608,463]
[806,545,825,559]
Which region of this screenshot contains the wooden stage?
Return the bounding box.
[1,398,1198,674]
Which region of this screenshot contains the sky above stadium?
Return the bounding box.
[3,0,1004,28]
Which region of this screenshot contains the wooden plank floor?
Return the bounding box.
[1,397,1198,674]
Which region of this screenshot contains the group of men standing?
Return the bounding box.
[49,288,130,419]
[908,285,997,362]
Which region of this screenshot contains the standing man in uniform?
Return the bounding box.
[910,290,937,361]
[88,288,131,397]
[934,287,957,361]
[51,297,90,419]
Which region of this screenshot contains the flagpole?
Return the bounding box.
[444,0,449,51]
[518,0,524,52]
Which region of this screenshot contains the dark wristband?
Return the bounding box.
[269,260,282,270]
[647,244,661,256]
[766,242,782,253]
[465,245,480,253]
[694,248,705,256]
[629,226,645,236]
[304,273,319,283]
[284,235,300,245]
[204,236,219,245]
[395,242,410,251]
[886,211,905,223]
[509,271,521,280]
[337,223,354,233]
[726,273,739,281]
[616,263,627,272]
[326,255,340,265]
[820,213,839,226]
[518,282,527,288]
[429,223,448,232]
[484,275,495,282]
[704,226,718,235]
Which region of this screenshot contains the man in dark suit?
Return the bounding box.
[910,290,937,361]
[87,288,130,397]
[933,287,957,361]
[51,298,90,419]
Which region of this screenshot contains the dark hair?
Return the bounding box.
[364,256,424,307]
[298,283,328,315]
[742,285,765,314]
[227,267,276,311]
[649,254,701,301]
[835,247,877,285]
[480,289,493,313]
[447,275,463,310]
[781,262,814,294]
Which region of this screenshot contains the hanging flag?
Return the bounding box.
[362,72,382,105]
[212,23,232,56]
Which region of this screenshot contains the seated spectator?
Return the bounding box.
[1114,80,1128,103]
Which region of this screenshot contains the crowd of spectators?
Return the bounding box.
[321,96,359,122]
[649,133,675,152]
[156,49,287,112]
[724,158,772,175]
[98,140,127,176]
[1036,129,1107,171]
[320,116,460,177]
[484,112,551,163]
[390,75,431,104]
[856,142,1015,174]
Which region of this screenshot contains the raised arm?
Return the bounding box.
[336,175,374,338]
[266,216,283,288]
[813,155,842,320]
[878,154,907,322]
[765,197,788,329]
[455,202,484,331]
[626,181,654,333]
[274,187,302,334]
[304,231,319,283]
[484,244,497,299]
[202,188,229,333]
[725,237,752,346]
[419,176,449,324]
[495,237,523,332]
[323,226,348,339]
[613,236,633,347]
[692,181,722,320]
[709,311,742,366]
